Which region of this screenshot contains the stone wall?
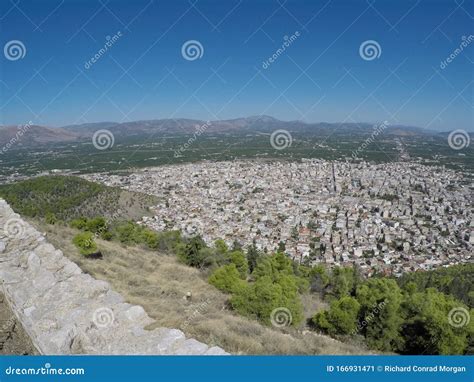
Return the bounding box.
[0,199,227,355]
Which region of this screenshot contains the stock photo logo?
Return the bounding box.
[3,40,26,61]
[92,129,115,150]
[447,129,470,150]
[447,307,470,328]
[92,307,115,329]
[3,218,27,240]
[181,40,204,61]
[359,40,382,61]
[270,307,293,328]
[270,129,292,150]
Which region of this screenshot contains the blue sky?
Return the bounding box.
[0,0,473,131]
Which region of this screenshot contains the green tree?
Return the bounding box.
[355,278,403,351]
[196,247,217,268]
[328,266,360,299]
[309,264,329,294]
[277,241,286,253]
[156,230,182,252]
[232,276,283,324]
[231,240,243,251]
[230,252,305,326]
[246,242,261,273]
[209,264,245,294]
[397,263,474,306]
[231,275,303,326]
[230,250,248,279]
[291,225,299,241]
[400,288,473,355]
[214,239,228,256]
[177,236,208,267]
[313,296,360,336]
[208,247,306,328]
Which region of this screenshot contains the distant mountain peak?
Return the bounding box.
[245,115,279,122]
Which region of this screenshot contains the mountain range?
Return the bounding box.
[0,116,458,147]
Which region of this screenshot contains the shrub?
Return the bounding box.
[70,217,88,230]
[45,212,57,225]
[209,264,245,294]
[85,217,108,234]
[72,232,98,256]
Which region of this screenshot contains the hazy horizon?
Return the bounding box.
[1,115,472,133]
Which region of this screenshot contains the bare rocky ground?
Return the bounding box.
[0,292,37,354]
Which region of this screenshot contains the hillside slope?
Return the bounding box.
[32,220,369,355]
[0,176,158,221]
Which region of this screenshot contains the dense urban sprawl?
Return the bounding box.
[84,159,473,277]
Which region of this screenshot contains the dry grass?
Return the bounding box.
[0,292,37,355]
[33,221,371,355]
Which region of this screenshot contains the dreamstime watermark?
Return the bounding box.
[270,307,292,328]
[4,40,26,61]
[181,40,204,61]
[92,307,115,328]
[359,40,382,61]
[5,363,85,376]
[173,121,210,158]
[270,129,292,150]
[84,31,123,69]
[182,299,211,330]
[262,31,300,69]
[440,35,474,69]
[351,121,389,159]
[0,121,33,155]
[350,301,387,335]
[448,307,470,328]
[3,218,27,240]
[92,129,115,150]
[447,129,470,150]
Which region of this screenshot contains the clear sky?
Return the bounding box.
[0,0,473,131]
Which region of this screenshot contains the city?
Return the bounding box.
[84,158,473,277]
